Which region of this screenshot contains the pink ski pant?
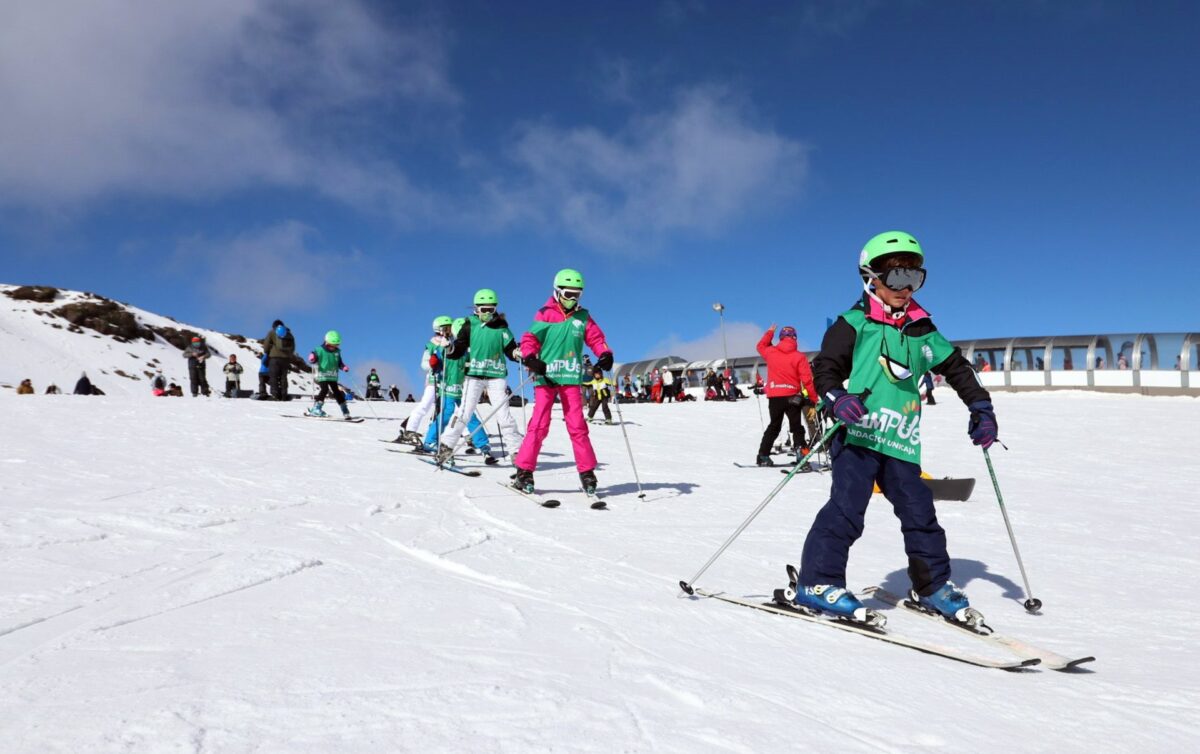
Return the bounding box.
[514,384,597,473]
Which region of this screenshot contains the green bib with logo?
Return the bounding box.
[442,347,465,398]
[312,346,342,383]
[840,307,955,464]
[465,316,514,379]
[528,308,591,386]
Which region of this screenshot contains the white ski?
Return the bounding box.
[864,587,1094,671]
[693,588,1039,671]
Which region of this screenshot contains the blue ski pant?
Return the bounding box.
[424,394,489,450]
[799,434,949,596]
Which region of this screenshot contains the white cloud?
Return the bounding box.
[0,0,455,208]
[643,320,769,362]
[174,221,362,327]
[486,87,807,253]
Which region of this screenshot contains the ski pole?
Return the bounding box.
[358,379,381,420]
[983,447,1042,612]
[442,371,533,457]
[679,418,843,596]
[608,372,645,498]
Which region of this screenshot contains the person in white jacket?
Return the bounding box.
[394,316,452,444]
[661,367,676,403]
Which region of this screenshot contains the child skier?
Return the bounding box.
[584,366,615,424]
[223,354,243,398]
[305,330,353,419]
[790,231,997,627]
[434,290,525,463]
[397,316,453,444]
[422,318,494,461]
[511,269,613,494]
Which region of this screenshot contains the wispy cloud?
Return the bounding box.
[483,87,807,253]
[0,0,455,208]
[173,221,362,330]
[643,320,769,361]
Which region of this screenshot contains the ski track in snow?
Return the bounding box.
[1,391,1199,751]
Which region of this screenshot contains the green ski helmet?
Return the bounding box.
[553,268,584,289]
[451,317,466,336]
[859,231,924,273]
[473,288,498,306]
[324,330,341,345]
[553,268,584,310]
[432,315,453,332]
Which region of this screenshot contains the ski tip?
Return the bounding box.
[679,580,695,596]
[1059,656,1097,671]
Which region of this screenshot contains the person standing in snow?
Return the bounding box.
[305,330,353,419]
[262,320,295,401]
[396,316,453,444]
[434,291,524,464]
[255,353,270,399]
[755,325,819,466]
[388,385,400,402]
[366,368,382,400]
[584,366,615,424]
[223,354,244,398]
[509,269,613,495]
[183,336,211,397]
[788,230,996,627]
[662,367,676,403]
[422,317,493,460]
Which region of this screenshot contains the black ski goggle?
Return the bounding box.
[874,266,926,292]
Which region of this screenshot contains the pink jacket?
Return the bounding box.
[520,296,610,359]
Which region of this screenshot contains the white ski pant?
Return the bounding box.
[406,384,438,434]
[440,376,522,452]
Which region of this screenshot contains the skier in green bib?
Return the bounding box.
[434,289,524,463]
[790,231,997,628]
[305,330,353,419]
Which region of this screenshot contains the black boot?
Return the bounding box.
[579,469,598,495]
[512,467,535,493]
[756,454,774,467]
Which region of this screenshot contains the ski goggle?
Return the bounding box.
[555,286,582,301]
[878,339,913,383]
[873,266,927,292]
[475,304,496,319]
[779,326,797,339]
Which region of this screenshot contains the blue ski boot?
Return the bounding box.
[786,584,885,627]
[306,402,327,417]
[913,582,986,630]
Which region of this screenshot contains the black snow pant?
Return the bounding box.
[257,372,269,397]
[224,379,239,398]
[757,396,807,456]
[800,435,948,595]
[268,357,290,400]
[189,362,210,397]
[587,392,612,421]
[315,381,346,406]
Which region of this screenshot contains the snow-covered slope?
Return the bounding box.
[1,390,1198,751]
[0,283,311,397]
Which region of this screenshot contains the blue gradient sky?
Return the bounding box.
[1,1,1193,392]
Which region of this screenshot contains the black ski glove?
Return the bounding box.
[523,355,547,375]
[595,351,614,371]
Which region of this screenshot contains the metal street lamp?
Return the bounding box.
[713,302,729,371]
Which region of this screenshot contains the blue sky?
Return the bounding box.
[1,1,1194,393]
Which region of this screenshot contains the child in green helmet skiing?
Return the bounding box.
[786,231,997,628]
[396,316,453,444]
[306,330,353,419]
[434,289,525,464]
